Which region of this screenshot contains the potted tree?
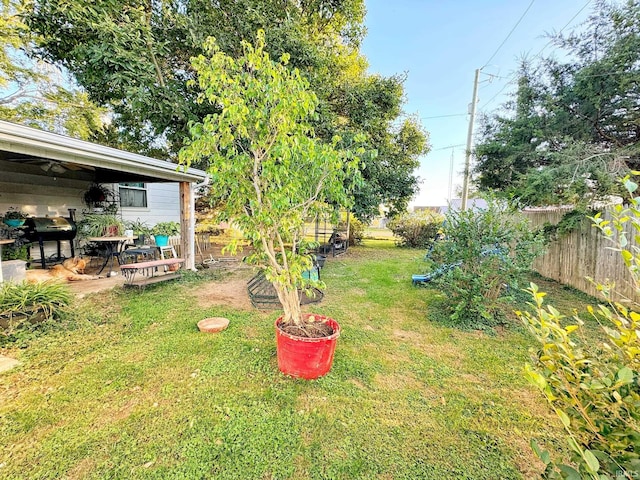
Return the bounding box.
[151,221,180,247]
[179,31,362,379]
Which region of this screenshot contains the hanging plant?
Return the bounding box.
[82,183,112,208]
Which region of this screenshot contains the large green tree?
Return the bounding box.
[0,0,103,138]
[179,31,361,324]
[474,0,640,208]
[25,0,427,218]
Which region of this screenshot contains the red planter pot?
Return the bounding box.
[275,314,340,379]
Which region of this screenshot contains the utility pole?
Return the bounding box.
[448,148,454,202]
[461,68,480,211]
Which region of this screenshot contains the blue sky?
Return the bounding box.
[361,0,594,207]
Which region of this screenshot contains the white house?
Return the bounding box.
[0,120,207,270]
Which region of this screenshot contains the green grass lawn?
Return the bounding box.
[0,240,596,479]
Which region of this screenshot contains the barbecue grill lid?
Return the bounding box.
[24,217,74,233]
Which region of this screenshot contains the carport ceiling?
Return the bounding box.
[0,120,207,184]
[1,153,183,183]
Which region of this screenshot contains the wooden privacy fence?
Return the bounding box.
[523,208,638,303]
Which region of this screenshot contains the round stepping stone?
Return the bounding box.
[197,317,229,333]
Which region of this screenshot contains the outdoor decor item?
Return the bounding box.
[197,317,229,333]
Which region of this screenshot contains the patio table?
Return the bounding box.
[88,236,135,277]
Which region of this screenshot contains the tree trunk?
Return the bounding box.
[274,284,302,325]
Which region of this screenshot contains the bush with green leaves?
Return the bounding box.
[388,210,444,248]
[430,198,545,329]
[0,280,71,342]
[0,223,30,261]
[518,174,640,479]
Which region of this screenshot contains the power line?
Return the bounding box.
[481,77,519,111]
[479,0,593,112]
[480,72,510,81]
[482,0,536,68]
[432,143,466,151]
[420,113,468,120]
[534,0,592,58]
[479,53,636,115]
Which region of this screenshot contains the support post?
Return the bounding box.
[179,181,195,270]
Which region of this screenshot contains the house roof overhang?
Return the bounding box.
[0,120,207,183]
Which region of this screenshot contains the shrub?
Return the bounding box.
[1,243,28,261]
[430,198,545,329]
[0,281,72,341]
[0,223,29,261]
[388,210,443,248]
[519,285,639,479]
[518,174,640,479]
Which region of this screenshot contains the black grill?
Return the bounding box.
[23,211,77,268]
[23,217,77,241]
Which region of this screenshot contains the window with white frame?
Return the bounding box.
[119,183,148,208]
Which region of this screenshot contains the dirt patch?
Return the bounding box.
[243,325,261,340]
[66,456,97,480]
[193,272,255,311]
[349,378,368,390]
[506,386,556,420]
[110,397,139,423]
[392,329,424,343]
[374,372,423,391]
[459,373,483,384]
[350,287,367,297]
[122,350,148,364]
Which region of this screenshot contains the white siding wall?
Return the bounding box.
[0,161,88,218]
[118,182,180,225]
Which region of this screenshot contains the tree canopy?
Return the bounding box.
[474,0,640,208]
[179,31,361,324]
[0,0,103,138]
[24,0,428,218]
